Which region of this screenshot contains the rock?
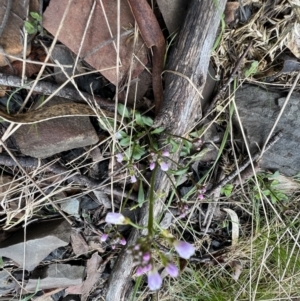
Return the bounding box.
[61,198,81,218]
[0,219,71,271]
[234,85,300,176]
[0,270,16,295]
[51,45,78,86]
[93,190,111,209]
[25,264,84,292]
[13,97,99,158]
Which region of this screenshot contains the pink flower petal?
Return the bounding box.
[160,161,169,171]
[105,212,126,225]
[166,263,179,277]
[149,162,156,171]
[147,270,162,290]
[120,237,127,245]
[131,175,137,183]
[174,240,195,259]
[162,150,170,157]
[143,252,151,262]
[100,233,108,242]
[116,153,123,163]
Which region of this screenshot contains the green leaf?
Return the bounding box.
[117,130,128,139]
[135,111,144,126]
[244,61,259,77]
[0,256,3,268]
[117,103,130,118]
[120,137,131,147]
[169,167,189,176]
[24,21,36,34]
[30,12,42,21]
[221,184,233,197]
[132,144,145,160]
[98,117,114,131]
[170,139,179,153]
[151,127,164,134]
[138,180,145,206]
[141,116,153,127]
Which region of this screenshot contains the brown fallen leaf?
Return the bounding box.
[43,0,147,86]
[81,252,103,301]
[71,229,90,256]
[224,2,240,24]
[127,0,166,114]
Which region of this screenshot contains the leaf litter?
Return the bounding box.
[0,0,300,300]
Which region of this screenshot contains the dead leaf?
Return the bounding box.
[81,252,103,301]
[222,208,239,246]
[224,2,240,24]
[127,0,166,114]
[43,0,147,85]
[71,229,90,256]
[230,260,243,281]
[285,24,300,58]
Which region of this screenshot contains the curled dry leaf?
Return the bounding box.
[127,0,166,114]
[222,208,239,246]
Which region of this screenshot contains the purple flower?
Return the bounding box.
[136,266,144,276]
[105,212,126,225]
[120,237,127,245]
[144,264,152,273]
[111,245,116,249]
[149,162,156,171]
[147,270,162,290]
[130,175,137,183]
[116,153,123,163]
[143,252,151,262]
[160,161,169,171]
[162,150,170,157]
[198,194,204,200]
[166,263,179,277]
[174,240,195,259]
[100,233,108,242]
[135,264,152,276]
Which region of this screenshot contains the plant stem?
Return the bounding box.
[148,164,158,238]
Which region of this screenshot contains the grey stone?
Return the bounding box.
[0,270,16,295]
[61,198,80,218]
[51,45,78,85]
[25,264,84,292]
[0,219,71,271]
[13,97,99,158]
[234,85,300,176]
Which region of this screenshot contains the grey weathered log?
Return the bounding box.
[105,1,227,300]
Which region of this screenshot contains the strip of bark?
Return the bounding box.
[105,1,227,300]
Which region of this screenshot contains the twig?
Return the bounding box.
[205,131,283,198]
[202,42,253,120]
[0,154,137,201]
[0,73,115,111]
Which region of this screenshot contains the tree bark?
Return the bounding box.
[105,1,227,300]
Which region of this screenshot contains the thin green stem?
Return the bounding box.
[148,163,158,238]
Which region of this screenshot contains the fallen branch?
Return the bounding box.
[106,1,227,299]
[0,73,115,111]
